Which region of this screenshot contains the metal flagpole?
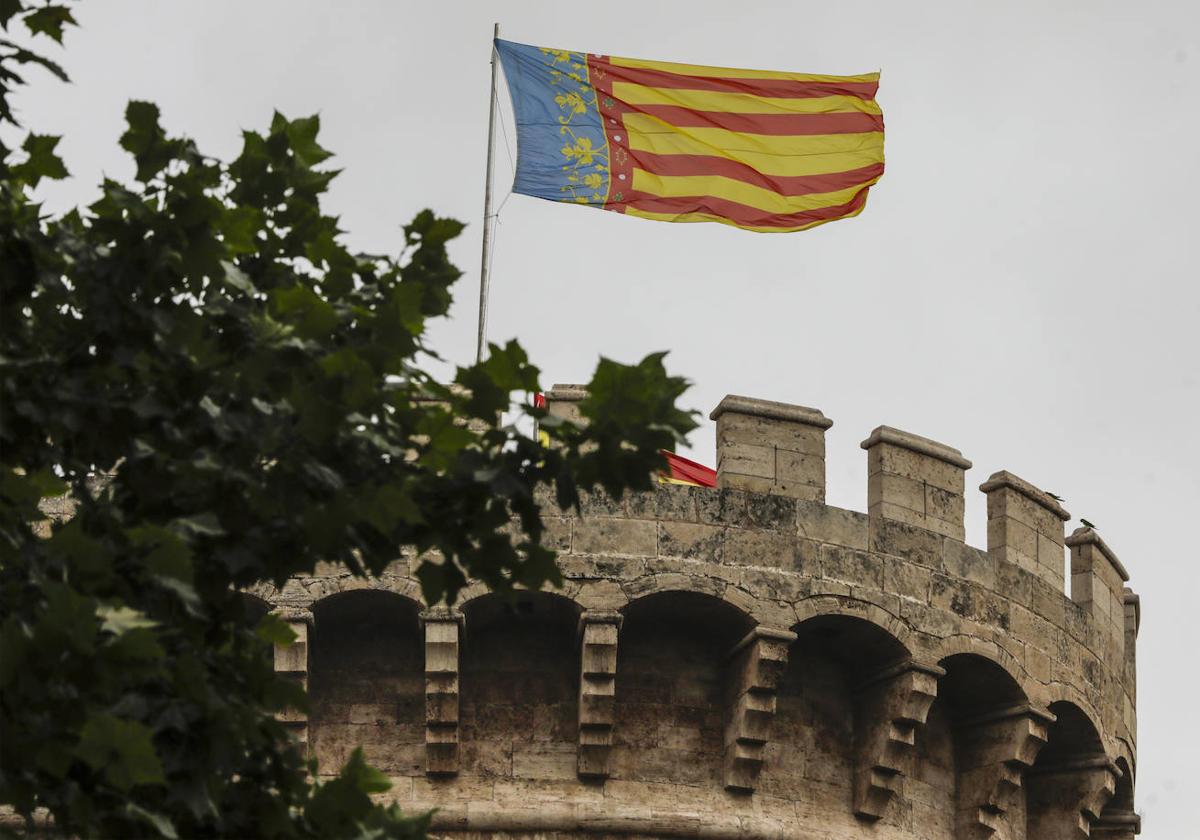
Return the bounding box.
[475,22,500,364]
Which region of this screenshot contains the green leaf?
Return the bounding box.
[23,5,76,43]
[0,619,30,688]
[107,627,165,661]
[125,804,178,839]
[255,612,297,647]
[1,0,23,28]
[75,714,165,791]
[272,284,339,338]
[129,526,194,583]
[97,605,158,635]
[23,467,69,500]
[120,100,175,181]
[11,133,69,187]
[155,576,202,616]
[284,113,332,167]
[305,747,390,834]
[219,260,257,295]
[168,512,225,537]
[222,207,264,255]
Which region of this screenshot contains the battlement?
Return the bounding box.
[557,387,1136,619]
[251,387,1142,840]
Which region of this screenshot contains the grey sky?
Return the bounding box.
[15,0,1198,832]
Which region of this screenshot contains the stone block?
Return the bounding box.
[869,517,944,570]
[1067,527,1129,631]
[724,527,801,570]
[540,516,572,552]
[647,483,699,522]
[884,556,933,602]
[819,544,884,590]
[866,444,965,494]
[716,441,775,479]
[577,611,622,779]
[796,501,869,551]
[421,609,463,776]
[852,660,943,820]
[572,518,657,557]
[942,539,996,590]
[980,470,1071,591]
[511,743,577,780]
[723,627,796,792]
[696,488,749,526]
[925,483,965,524]
[545,383,587,426]
[716,410,827,455]
[710,395,832,500]
[272,610,311,746]
[867,472,926,514]
[657,521,725,562]
[862,425,971,541]
[774,450,825,493]
[744,492,797,530]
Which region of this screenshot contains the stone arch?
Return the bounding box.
[937,651,1029,716]
[611,590,755,790]
[621,571,733,610]
[1112,756,1134,802]
[764,612,944,833]
[934,652,1039,838]
[1026,700,1117,838]
[793,594,914,651]
[237,590,272,625]
[242,581,282,608]
[458,590,582,782]
[935,635,1031,697]
[1092,754,1140,837]
[306,574,424,608]
[452,580,495,610]
[1114,736,1136,778]
[1037,680,1107,747]
[308,589,425,778]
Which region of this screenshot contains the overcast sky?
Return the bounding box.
[14,0,1198,832]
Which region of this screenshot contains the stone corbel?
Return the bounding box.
[954,703,1054,838]
[1092,812,1141,839]
[577,611,622,779]
[1027,756,1119,838]
[723,626,796,793]
[271,607,313,745]
[852,659,944,820]
[421,607,463,776]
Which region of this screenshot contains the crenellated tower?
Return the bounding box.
[255,388,1141,840]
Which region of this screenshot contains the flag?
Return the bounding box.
[494,39,883,233]
[660,450,717,488]
[533,391,714,486]
[532,392,551,447]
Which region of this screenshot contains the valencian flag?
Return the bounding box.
[494,39,884,233]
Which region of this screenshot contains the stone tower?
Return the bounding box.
[256,389,1141,839]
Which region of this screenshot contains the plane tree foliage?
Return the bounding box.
[0,3,696,837]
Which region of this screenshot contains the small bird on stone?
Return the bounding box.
[1080,518,1097,530]
[1046,491,1065,502]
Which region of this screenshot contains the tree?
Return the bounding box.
[0,4,697,837]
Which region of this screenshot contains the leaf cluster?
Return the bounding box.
[0,3,696,837]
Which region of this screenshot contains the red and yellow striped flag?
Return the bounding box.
[660,450,717,488]
[496,40,883,233]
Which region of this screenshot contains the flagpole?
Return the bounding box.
[475,22,500,364]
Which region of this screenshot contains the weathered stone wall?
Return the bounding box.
[308,591,425,775]
[254,390,1141,839]
[459,595,579,783]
